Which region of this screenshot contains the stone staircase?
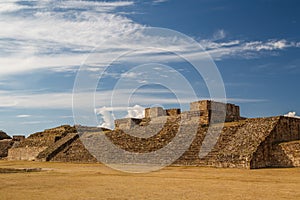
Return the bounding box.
[36,133,78,161]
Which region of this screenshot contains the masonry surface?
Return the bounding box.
[1,100,300,169]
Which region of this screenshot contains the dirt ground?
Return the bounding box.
[0,160,299,200]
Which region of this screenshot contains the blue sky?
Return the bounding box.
[0,0,299,136]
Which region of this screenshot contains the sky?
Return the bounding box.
[0,0,299,136]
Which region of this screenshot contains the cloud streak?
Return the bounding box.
[16,115,31,118]
[0,89,267,109]
[152,0,169,4]
[199,38,299,60]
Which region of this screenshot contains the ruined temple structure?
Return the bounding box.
[115,100,242,129]
[2,100,300,169]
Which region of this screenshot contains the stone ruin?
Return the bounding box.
[115,100,242,129]
[4,125,97,163]
[1,100,300,169]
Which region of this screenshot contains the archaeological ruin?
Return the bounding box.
[1,100,300,169]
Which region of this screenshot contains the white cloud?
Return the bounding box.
[96,106,115,129]
[16,115,31,118]
[0,1,134,14]
[55,1,134,11]
[120,72,142,78]
[95,105,144,129]
[59,115,73,119]
[197,38,300,60]
[243,39,289,51]
[125,105,145,118]
[200,40,240,49]
[0,2,29,13]
[284,112,300,119]
[152,0,169,4]
[0,0,140,76]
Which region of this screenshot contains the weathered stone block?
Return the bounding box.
[115,118,142,130]
[12,135,25,142]
[166,108,181,117]
[145,107,166,118]
[189,100,240,124]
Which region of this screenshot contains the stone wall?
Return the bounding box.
[250,116,300,168]
[181,111,207,124]
[7,125,77,161]
[189,100,240,124]
[226,103,240,122]
[270,140,300,167]
[7,147,47,161]
[0,140,13,158]
[115,118,142,130]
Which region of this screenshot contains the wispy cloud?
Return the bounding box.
[152,0,169,4]
[199,38,299,60]
[59,115,73,119]
[0,2,29,13]
[0,0,139,76]
[120,72,143,78]
[0,88,266,109]
[20,120,53,125]
[242,39,289,51]
[195,30,300,60]
[16,115,31,118]
[0,90,73,109]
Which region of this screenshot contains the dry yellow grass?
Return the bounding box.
[0,160,300,200]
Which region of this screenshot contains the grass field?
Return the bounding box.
[0,160,300,200]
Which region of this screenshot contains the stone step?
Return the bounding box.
[36,133,78,161]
